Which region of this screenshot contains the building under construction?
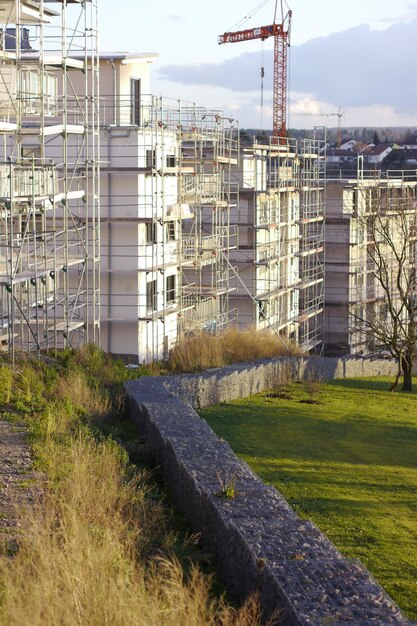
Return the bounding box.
[98,54,238,362]
[0,0,100,357]
[325,162,417,355]
[230,137,325,353]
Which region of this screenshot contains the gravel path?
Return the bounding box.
[0,420,38,550]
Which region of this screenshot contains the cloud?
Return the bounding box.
[291,21,417,113]
[166,14,183,23]
[373,3,417,24]
[291,98,323,115]
[158,51,262,92]
[158,19,417,119]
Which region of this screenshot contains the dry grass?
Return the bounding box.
[0,432,264,626]
[54,370,111,417]
[169,328,301,373]
[0,349,268,626]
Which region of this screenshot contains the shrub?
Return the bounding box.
[302,369,324,404]
[266,363,293,398]
[59,344,128,387]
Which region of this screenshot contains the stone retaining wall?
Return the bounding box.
[163,355,398,409]
[125,356,411,625]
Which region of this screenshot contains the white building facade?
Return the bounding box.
[97,54,238,362]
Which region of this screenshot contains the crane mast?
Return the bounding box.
[299,107,344,146]
[219,6,292,141]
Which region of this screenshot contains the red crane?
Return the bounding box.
[218,1,292,141]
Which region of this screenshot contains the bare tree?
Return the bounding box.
[350,183,417,391]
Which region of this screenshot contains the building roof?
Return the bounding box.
[362,144,391,156]
[98,52,158,63]
[339,138,358,149]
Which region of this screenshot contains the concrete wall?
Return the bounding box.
[125,356,410,625]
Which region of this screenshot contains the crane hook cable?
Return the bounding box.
[228,0,272,33]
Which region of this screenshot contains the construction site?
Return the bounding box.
[96,47,326,363]
[94,0,325,362]
[1,0,416,363]
[0,0,100,357]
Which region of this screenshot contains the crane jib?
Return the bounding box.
[218,23,287,45]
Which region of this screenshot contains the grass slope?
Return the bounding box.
[200,378,417,620]
[0,348,262,626]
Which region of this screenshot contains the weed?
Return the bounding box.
[13,366,47,414]
[0,366,13,405]
[17,479,35,489]
[54,370,111,419]
[215,471,238,499]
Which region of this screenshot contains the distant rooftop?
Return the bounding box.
[362,144,391,156]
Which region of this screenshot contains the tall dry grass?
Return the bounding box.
[0,350,268,626]
[169,328,301,373]
[0,432,263,626]
[54,370,111,417]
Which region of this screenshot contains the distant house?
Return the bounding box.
[326,149,357,166]
[339,139,359,151]
[361,145,392,165]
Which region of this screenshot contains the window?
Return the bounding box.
[258,300,266,321]
[166,275,176,304]
[146,222,157,244]
[290,291,298,315]
[130,78,141,126]
[146,280,157,312]
[165,221,176,241]
[21,145,42,160]
[19,69,57,116]
[166,154,176,167]
[19,68,39,113]
[5,27,31,51]
[352,189,357,211]
[146,149,156,169]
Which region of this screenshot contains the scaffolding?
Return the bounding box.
[0,0,100,357]
[230,136,325,352]
[179,105,239,335]
[298,138,325,353]
[98,85,238,363]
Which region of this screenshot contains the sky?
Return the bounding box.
[98,0,417,130]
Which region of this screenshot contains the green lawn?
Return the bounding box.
[199,378,417,620]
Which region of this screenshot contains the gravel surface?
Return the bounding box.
[0,420,38,550]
